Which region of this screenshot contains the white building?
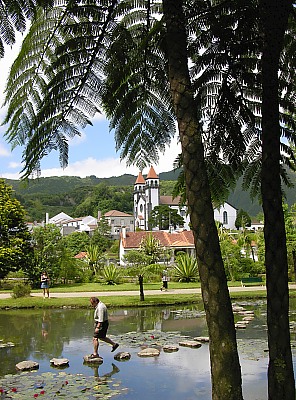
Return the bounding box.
[47,213,98,236]
[104,210,134,239]
[133,166,238,231]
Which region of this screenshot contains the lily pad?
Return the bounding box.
[0,370,127,399]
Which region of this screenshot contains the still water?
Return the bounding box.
[0,301,296,399]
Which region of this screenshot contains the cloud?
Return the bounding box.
[68,131,87,146]
[8,161,21,169]
[40,157,139,178]
[0,143,10,157]
[0,135,181,180]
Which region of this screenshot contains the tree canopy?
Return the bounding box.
[0,179,33,279]
[2,0,296,398]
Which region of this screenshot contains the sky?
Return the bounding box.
[0,35,181,180]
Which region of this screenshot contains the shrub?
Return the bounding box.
[173,253,199,282]
[11,282,31,298]
[101,264,122,285]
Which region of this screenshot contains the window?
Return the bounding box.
[223,211,228,225]
[140,204,143,213]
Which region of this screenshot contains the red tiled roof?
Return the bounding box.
[104,210,133,217]
[160,195,181,206]
[74,251,87,259]
[121,230,194,249]
[146,165,158,179]
[135,171,145,184]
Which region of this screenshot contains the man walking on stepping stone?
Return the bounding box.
[89,297,119,358]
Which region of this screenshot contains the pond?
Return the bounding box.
[0,300,296,399]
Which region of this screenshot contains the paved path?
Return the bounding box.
[1,284,295,300]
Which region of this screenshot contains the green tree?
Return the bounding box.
[0,0,53,58]
[2,1,243,397]
[219,236,241,281]
[62,231,90,257]
[124,250,151,269]
[96,216,111,236]
[259,2,295,396]
[235,209,252,230]
[140,233,164,264]
[85,244,102,276]
[4,0,296,397]
[0,179,33,279]
[30,224,63,286]
[90,227,112,252]
[58,246,79,284]
[148,205,185,230]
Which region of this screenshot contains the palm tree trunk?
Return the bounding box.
[260,1,295,398]
[162,1,243,399]
[138,274,144,301]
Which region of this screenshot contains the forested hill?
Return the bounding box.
[4,168,296,222]
[5,170,183,195]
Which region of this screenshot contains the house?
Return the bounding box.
[104,210,134,239]
[60,216,98,236]
[48,212,72,224]
[47,212,98,236]
[133,166,238,231]
[248,220,264,231]
[119,228,195,266]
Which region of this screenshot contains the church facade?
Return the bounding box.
[133,166,237,231]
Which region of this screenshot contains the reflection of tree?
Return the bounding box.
[0,305,210,377]
[0,309,92,375]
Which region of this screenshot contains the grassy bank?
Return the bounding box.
[0,290,283,310]
[0,281,203,294]
[0,280,254,294]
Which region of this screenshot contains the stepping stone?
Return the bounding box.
[50,358,69,367]
[137,348,160,357]
[163,345,179,353]
[238,310,254,315]
[114,352,131,361]
[179,341,202,348]
[0,342,15,348]
[235,323,247,329]
[83,355,103,364]
[16,360,39,371]
[194,336,209,343]
[243,316,254,321]
[232,305,245,312]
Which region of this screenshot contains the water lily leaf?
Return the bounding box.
[0,371,127,399]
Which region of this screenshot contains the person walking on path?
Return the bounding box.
[160,269,169,291]
[90,297,119,358]
[40,271,50,298]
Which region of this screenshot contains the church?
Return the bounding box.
[133,166,237,231]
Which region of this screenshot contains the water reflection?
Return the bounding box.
[41,311,50,339]
[85,362,120,379]
[0,302,295,400]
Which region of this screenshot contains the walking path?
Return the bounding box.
[0,284,295,300]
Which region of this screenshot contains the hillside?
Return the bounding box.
[4,168,296,221]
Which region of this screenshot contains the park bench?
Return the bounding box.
[241,277,264,287]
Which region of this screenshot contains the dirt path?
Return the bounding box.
[0,284,295,300]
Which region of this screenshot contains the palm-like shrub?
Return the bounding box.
[173,253,199,282]
[101,264,121,285]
